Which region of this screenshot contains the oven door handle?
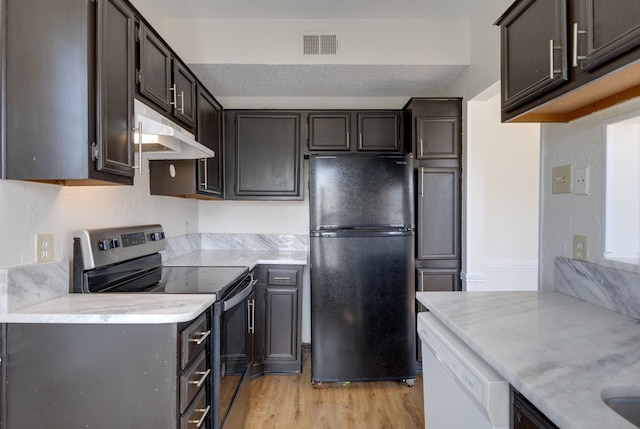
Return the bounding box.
[223,274,255,312]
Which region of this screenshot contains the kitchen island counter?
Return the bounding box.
[0,293,216,324]
[416,291,640,429]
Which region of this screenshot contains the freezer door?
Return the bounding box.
[310,233,416,382]
[309,154,414,230]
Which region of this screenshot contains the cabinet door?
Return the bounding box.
[357,112,401,151]
[197,89,222,197]
[138,24,172,113]
[416,268,460,314]
[499,0,568,111]
[264,285,299,362]
[416,117,460,159]
[576,0,640,72]
[308,112,351,151]
[95,0,135,177]
[173,60,197,129]
[417,166,460,260]
[230,112,302,199]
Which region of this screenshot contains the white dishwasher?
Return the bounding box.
[418,312,510,429]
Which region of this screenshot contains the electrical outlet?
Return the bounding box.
[36,233,54,263]
[573,235,588,261]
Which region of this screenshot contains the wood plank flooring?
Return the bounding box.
[243,350,424,429]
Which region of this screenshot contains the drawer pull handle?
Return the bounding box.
[272,276,292,280]
[188,369,211,388]
[188,405,210,428]
[189,330,211,345]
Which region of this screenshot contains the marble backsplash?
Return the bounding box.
[0,233,308,313]
[0,260,69,312]
[162,233,308,262]
[555,257,640,319]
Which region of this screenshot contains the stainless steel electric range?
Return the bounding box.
[72,224,254,429]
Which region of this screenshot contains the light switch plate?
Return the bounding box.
[552,165,573,194]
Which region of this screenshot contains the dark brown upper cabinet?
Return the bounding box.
[357,112,401,151]
[137,23,172,113]
[416,117,461,159]
[173,60,197,128]
[497,0,569,113]
[307,112,351,151]
[224,111,303,200]
[5,0,135,185]
[148,86,222,199]
[137,23,197,130]
[307,111,402,153]
[196,87,223,197]
[575,0,640,72]
[496,0,640,122]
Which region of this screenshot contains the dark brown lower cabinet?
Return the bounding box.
[252,265,303,376]
[512,388,559,429]
[4,312,211,429]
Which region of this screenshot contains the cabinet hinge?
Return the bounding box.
[91,142,100,161]
[135,26,141,42]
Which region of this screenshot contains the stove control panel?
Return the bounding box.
[74,224,166,270]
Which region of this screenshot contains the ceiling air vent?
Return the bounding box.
[301,32,339,56]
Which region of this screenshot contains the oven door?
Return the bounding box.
[214,273,255,429]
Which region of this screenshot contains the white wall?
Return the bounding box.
[440,0,541,291]
[465,85,540,291]
[149,19,470,66]
[0,162,198,268]
[540,96,640,290]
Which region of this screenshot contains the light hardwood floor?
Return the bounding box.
[243,350,424,429]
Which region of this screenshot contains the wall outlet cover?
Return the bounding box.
[573,235,588,261]
[36,233,54,263]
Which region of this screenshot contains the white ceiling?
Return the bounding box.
[133,0,484,20]
[130,0,483,102]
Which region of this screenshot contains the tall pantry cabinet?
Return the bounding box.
[404,98,462,301]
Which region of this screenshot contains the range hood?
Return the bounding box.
[133,98,214,160]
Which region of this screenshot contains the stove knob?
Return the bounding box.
[112,238,120,248]
[149,232,165,241]
[98,239,112,251]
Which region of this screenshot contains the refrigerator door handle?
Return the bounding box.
[419,167,424,198]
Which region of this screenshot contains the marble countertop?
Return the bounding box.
[416,291,640,429]
[0,249,306,325]
[164,249,308,268]
[0,294,216,324]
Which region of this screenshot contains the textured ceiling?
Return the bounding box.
[129,0,481,101]
[190,64,467,97]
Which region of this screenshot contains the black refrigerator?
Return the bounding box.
[309,153,416,384]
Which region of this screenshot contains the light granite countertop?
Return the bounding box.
[163,249,308,268]
[416,291,640,429]
[0,294,216,324]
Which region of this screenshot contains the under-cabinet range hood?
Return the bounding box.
[133,98,214,160]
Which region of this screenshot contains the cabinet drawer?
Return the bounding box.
[180,351,209,414]
[181,387,210,429]
[268,269,298,286]
[181,313,210,369]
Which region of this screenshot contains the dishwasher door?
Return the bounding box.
[417,312,509,429]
